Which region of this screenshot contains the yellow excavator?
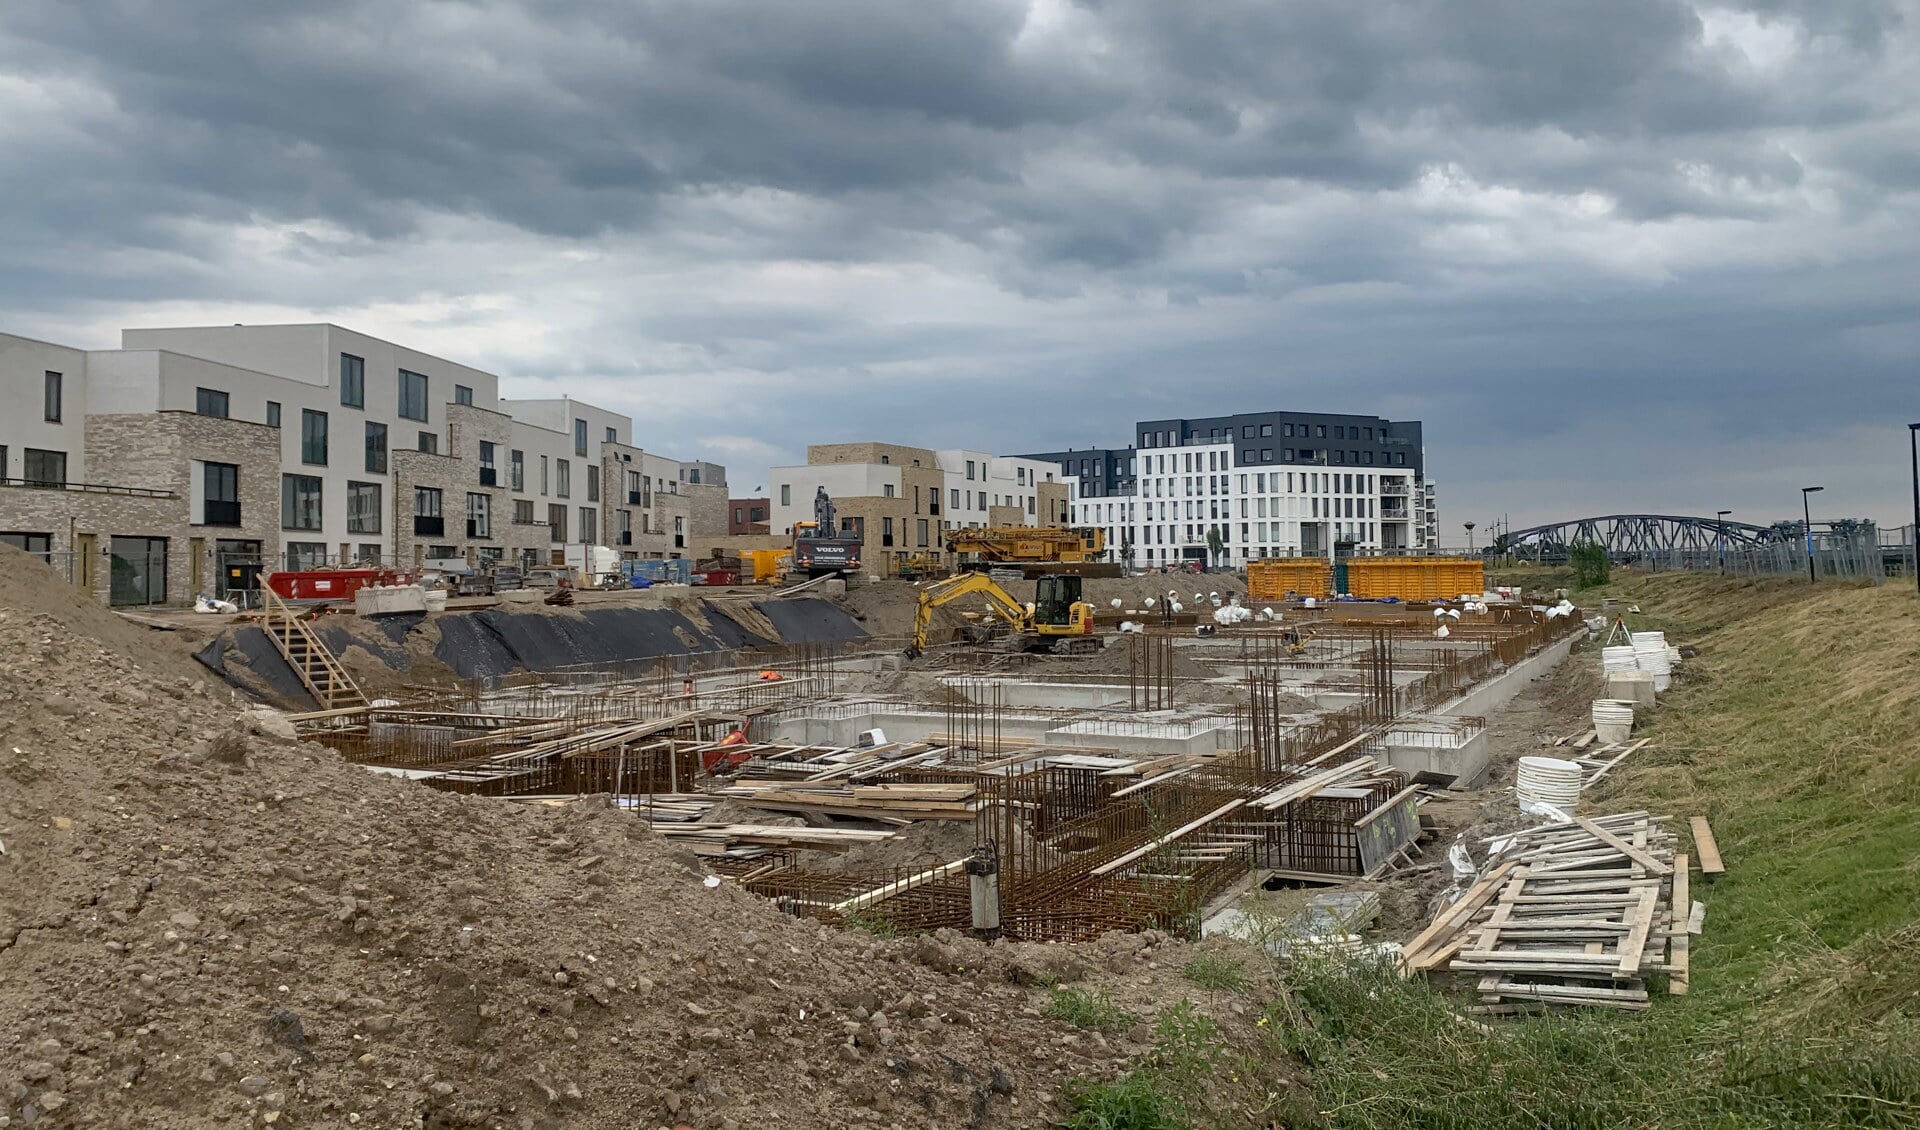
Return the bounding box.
[906,572,1101,659]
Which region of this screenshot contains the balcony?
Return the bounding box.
[479,467,497,487]
[2,476,173,498]
[413,515,445,537]
[202,500,242,526]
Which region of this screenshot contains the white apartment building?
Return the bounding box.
[1067,445,1426,568]
[1,323,727,604]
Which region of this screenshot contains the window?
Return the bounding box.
[267,401,281,428]
[1334,426,1345,439]
[340,354,365,407]
[301,409,328,465]
[23,449,66,487]
[540,456,550,495]
[398,369,429,421]
[1364,427,1374,440]
[1365,451,1375,465]
[1261,449,1273,462]
[358,544,382,562]
[281,475,323,530]
[966,460,975,480]
[365,421,388,473]
[556,459,571,498]
[510,449,525,491]
[587,467,599,503]
[605,426,616,444]
[467,493,491,538]
[573,418,588,457]
[1243,449,1255,462]
[548,504,567,542]
[196,388,230,418]
[1242,425,1254,438]
[284,541,327,572]
[1283,424,1293,437]
[579,507,596,542]
[1260,424,1272,437]
[417,431,437,455]
[454,384,473,407]
[779,484,791,506]
[513,499,535,524]
[917,518,929,547]
[43,372,61,422]
[882,484,895,498]
[479,441,497,486]
[413,488,444,540]
[347,482,382,534]
[202,463,240,525]
[881,516,894,546]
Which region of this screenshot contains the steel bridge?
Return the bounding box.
[1494,514,1826,558]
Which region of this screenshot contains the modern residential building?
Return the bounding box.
[1024,410,1435,569]
[729,497,771,535]
[767,443,1068,575]
[1,323,728,605]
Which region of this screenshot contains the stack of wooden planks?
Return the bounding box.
[1401,811,1694,1011]
[716,779,979,822]
[651,822,899,859]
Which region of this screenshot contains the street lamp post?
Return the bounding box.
[1909,424,1920,594]
[1716,510,1732,574]
[1801,486,1824,583]
[1463,522,1476,555]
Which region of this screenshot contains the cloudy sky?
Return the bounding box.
[3,0,1916,537]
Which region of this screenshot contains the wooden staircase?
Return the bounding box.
[260,587,369,710]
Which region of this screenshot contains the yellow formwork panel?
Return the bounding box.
[1345,557,1485,602]
[1247,559,1332,600]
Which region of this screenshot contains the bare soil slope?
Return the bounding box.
[0,550,1277,1129]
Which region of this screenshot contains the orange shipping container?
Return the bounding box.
[1344,557,1484,602]
[1247,559,1332,600]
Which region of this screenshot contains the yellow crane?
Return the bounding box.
[906,572,1100,659]
[944,526,1106,566]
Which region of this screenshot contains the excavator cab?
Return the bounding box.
[1032,574,1083,629]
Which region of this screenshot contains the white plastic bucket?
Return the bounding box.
[424,588,449,613]
[1517,755,1584,809]
[1592,698,1635,744]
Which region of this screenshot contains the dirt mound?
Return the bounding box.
[0,547,1276,1129]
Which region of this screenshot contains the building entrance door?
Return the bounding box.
[109,536,169,606]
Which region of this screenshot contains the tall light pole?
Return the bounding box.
[1716,510,1732,574]
[1463,521,1476,555]
[1801,486,1824,583]
[1909,424,1920,594]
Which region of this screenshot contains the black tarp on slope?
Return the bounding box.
[430,604,798,681]
[224,625,316,704]
[699,602,773,650]
[751,598,867,644]
[315,615,419,671]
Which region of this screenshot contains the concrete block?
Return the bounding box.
[1607,671,1657,711]
[355,584,428,616]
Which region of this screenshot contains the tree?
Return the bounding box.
[1119,531,1136,572]
[1570,541,1611,589]
[1205,526,1226,569]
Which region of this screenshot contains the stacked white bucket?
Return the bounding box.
[1591,699,1635,744]
[1601,645,1640,676]
[1516,756,1584,810]
[1631,631,1672,692]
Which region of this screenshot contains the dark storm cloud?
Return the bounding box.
[1,0,1916,529]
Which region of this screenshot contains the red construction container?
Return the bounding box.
[692,570,739,587]
[266,568,408,601]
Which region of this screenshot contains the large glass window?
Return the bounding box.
[266,401,281,428]
[510,449,525,491]
[108,537,168,606]
[413,487,444,538]
[281,474,323,530]
[556,459,571,498]
[43,372,61,422]
[479,441,497,486]
[398,369,428,421]
[23,449,66,487]
[301,409,328,465]
[578,507,596,542]
[365,421,388,473]
[417,431,437,455]
[467,493,491,538]
[340,354,365,407]
[347,481,382,534]
[202,462,240,526]
[573,418,588,457]
[454,384,473,406]
[196,388,229,418]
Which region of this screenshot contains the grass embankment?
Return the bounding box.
[1062,573,1920,1129]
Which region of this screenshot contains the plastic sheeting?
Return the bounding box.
[751,598,867,644]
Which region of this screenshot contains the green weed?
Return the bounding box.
[1180,953,1249,993]
[1046,986,1138,1034]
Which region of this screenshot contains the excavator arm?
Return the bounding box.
[907,572,1033,658]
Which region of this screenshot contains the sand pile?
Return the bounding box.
[0,549,1272,1129]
